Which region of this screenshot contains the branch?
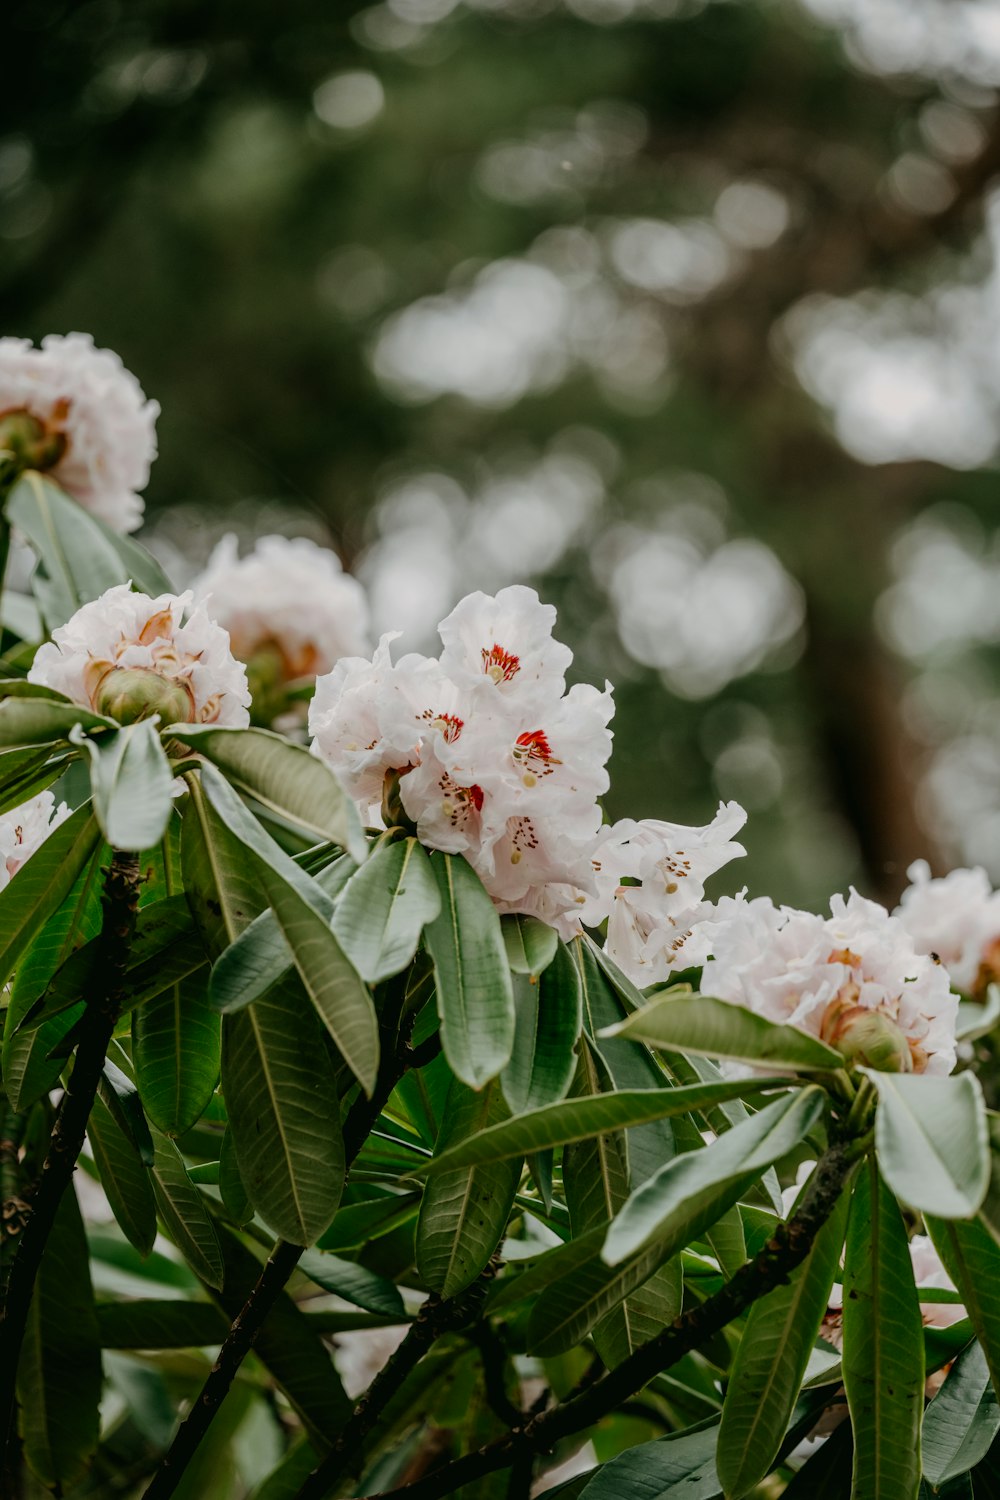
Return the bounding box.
[0,850,142,1462]
[361,1139,858,1500]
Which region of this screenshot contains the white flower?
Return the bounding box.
[895,859,1000,996]
[0,334,158,532]
[192,534,370,682]
[437,585,573,704]
[0,792,69,892]
[700,889,958,1076]
[580,802,748,986]
[29,584,250,727]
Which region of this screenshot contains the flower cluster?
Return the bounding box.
[698,889,958,1075]
[29,584,251,728]
[896,859,1000,998]
[0,792,68,892]
[192,534,370,690]
[0,334,158,533]
[310,586,613,937]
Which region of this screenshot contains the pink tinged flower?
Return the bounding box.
[0,334,158,533]
[895,858,1000,997]
[437,585,573,703]
[309,634,423,804]
[28,583,251,728]
[192,533,370,682]
[0,792,69,892]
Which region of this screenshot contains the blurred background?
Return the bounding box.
[5,0,1000,909]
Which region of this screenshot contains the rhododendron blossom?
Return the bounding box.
[896,859,1000,997]
[192,534,370,685]
[0,791,69,893]
[29,584,251,728]
[0,334,158,532]
[310,587,612,937]
[699,889,958,1075]
[580,801,748,985]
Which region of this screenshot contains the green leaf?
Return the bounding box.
[296,1250,406,1318]
[6,470,171,629]
[842,1160,925,1500]
[576,1419,720,1498]
[200,763,378,1094]
[416,1078,522,1297]
[331,836,441,984]
[502,913,559,977]
[133,967,221,1136]
[149,1129,225,1289]
[182,772,265,955]
[96,1299,229,1349]
[169,723,367,860]
[423,852,515,1090]
[922,1339,1000,1487]
[16,1188,102,1491]
[87,1094,158,1256]
[603,1087,827,1264]
[420,1077,792,1176]
[717,1177,852,1498]
[502,938,582,1115]
[0,800,101,986]
[222,981,346,1247]
[219,1127,253,1227]
[0,744,73,814]
[0,693,112,749]
[603,992,845,1072]
[926,1215,1000,1407]
[863,1069,990,1219]
[957,984,1000,1043]
[98,1049,154,1165]
[71,718,174,851]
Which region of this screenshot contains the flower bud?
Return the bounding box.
[94,667,195,727]
[821,999,913,1073]
[381,769,416,836]
[0,407,67,473]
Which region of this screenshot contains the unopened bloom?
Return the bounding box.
[29,584,250,728]
[0,334,158,532]
[192,535,370,692]
[699,889,958,1075]
[0,792,69,892]
[896,859,1000,997]
[579,802,747,986]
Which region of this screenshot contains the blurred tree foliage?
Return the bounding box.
[4,0,999,909]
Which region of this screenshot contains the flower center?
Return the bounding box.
[513,730,561,788]
[481,643,520,683]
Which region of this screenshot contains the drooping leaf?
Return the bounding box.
[575,1419,721,1498]
[0,800,101,987]
[717,1176,852,1498]
[71,718,175,851]
[87,1094,158,1257]
[222,981,345,1246]
[501,913,559,977]
[922,1339,1000,1488]
[96,1299,229,1350]
[502,938,582,1114]
[842,1161,925,1500]
[219,1127,253,1227]
[603,992,844,1073]
[863,1069,990,1219]
[169,723,367,860]
[296,1249,406,1317]
[133,967,221,1136]
[423,851,515,1089]
[0,694,112,750]
[926,1215,1000,1406]
[16,1189,102,1491]
[331,836,441,984]
[98,1049,154,1165]
[148,1129,225,1289]
[416,1077,522,1297]
[0,744,73,814]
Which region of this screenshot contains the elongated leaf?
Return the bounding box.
[72,718,174,851]
[16,1189,102,1491]
[0,800,100,986]
[604,993,844,1072]
[219,1127,252,1227]
[843,1161,925,1500]
[922,1340,1000,1487]
[717,1178,852,1498]
[296,1250,406,1317]
[98,1049,154,1165]
[604,1087,827,1264]
[863,1069,989,1219]
[421,1078,796,1176]
[320,1190,422,1253]
[96,1299,230,1349]
[169,723,367,860]
[576,1419,720,1498]
[223,981,345,1246]
[424,851,515,1089]
[416,1078,522,1297]
[502,939,582,1115]
[87,1094,158,1256]
[332,837,440,984]
[0,745,72,814]
[133,967,221,1136]
[502,913,559,977]
[0,694,112,749]
[149,1129,225,1289]
[926,1215,1000,1406]
[7,471,171,629]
